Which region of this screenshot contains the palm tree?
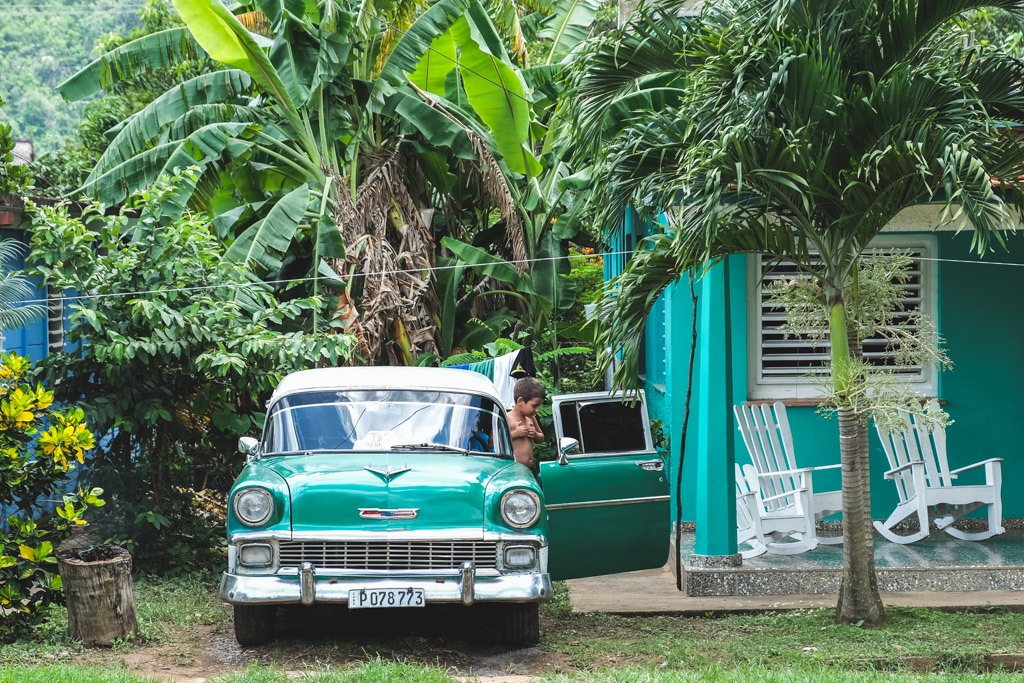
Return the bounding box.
[569,0,1024,624]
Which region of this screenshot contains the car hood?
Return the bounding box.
[262,452,516,533]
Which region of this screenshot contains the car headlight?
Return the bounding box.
[234,488,274,526]
[500,489,541,528]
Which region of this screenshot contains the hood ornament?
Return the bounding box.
[365,464,412,482]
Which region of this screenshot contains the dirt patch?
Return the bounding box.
[60,606,574,682]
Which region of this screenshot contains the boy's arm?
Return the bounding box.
[530,416,545,443]
[508,412,529,438]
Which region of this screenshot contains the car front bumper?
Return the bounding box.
[220,563,552,607]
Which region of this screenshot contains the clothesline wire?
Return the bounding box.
[10,250,608,307]
[7,251,1024,309]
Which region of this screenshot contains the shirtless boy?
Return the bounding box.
[507,377,545,477]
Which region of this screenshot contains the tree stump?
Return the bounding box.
[57,545,139,647]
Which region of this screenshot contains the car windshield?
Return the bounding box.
[262,389,514,457]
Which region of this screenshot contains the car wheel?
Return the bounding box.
[500,602,539,646]
[233,604,277,646]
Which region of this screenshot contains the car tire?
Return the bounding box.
[233,604,277,646]
[501,602,540,646]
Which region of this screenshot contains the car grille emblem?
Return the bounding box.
[365,465,411,481]
[358,508,419,520]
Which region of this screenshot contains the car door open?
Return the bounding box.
[541,391,670,580]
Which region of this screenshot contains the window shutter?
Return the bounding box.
[756,246,927,387]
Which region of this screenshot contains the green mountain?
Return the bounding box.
[0,0,142,155]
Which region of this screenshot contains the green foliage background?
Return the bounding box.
[0,0,141,154]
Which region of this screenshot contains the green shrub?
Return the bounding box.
[0,353,102,641]
[27,172,356,573]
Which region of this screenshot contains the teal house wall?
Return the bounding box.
[608,217,1024,546]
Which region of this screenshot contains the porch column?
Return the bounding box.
[693,258,739,563]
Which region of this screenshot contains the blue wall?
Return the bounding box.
[0,228,47,362]
[636,231,1024,522]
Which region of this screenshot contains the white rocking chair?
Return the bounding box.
[735,463,819,558]
[873,401,1005,544]
[734,402,843,544]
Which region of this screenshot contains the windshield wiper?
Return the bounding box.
[390,443,468,455]
[264,448,339,457]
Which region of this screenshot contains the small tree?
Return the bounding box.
[769,252,953,433]
[571,0,1024,624]
[0,352,101,641]
[27,171,356,571]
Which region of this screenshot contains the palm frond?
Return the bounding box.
[0,272,45,332]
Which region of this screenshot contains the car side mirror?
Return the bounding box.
[557,437,579,465]
[238,436,260,462]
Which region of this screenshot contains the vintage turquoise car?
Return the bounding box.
[220,367,668,646]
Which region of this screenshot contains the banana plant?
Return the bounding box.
[56,0,551,364]
[409,0,600,349]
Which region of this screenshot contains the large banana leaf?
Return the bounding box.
[453,3,539,176]
[57,28,209,102]
[314,177,345,260]
[173,0,301,130]
[251,0,302,29]
[538,0,601,64]
[373,0,472,103]
[531,230,575,314]
[434,254,465,354]
[409,32,458,96]
[80,122,253,206]
[164,102,263,141]
[312,23,354,93]
[226,184,311,272]
[387,89,477,161]
[458,307,519,350]
[93,70,254,175]
[269,32,317,108]
[441,236,524,285]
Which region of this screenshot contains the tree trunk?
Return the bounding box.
[836,405,884,624]
[58,546,139,647]
[828,301,885,625]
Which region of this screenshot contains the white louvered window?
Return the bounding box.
[47,288,64,353]
[748,236,937,400]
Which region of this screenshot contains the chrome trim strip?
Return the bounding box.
[545,494,670,511]
[220,571,553,604]
[275,566,502,577]
[229,530,548,544]
[285,530,543,542]
[292,529,484,541]
[229,530,292,543]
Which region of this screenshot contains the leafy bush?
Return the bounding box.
[26,172,356,572]
[0,353,102,641]
[0,96,31,196]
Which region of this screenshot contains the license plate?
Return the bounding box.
[348,588,425,609]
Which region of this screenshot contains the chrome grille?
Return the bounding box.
[278,540,498,570]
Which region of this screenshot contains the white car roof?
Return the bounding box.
[270,366,504,404]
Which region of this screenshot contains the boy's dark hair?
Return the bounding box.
[513,376,546,402]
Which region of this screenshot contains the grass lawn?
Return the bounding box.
[1,575,1022,681]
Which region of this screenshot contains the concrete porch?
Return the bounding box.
[683,523,1024,597]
